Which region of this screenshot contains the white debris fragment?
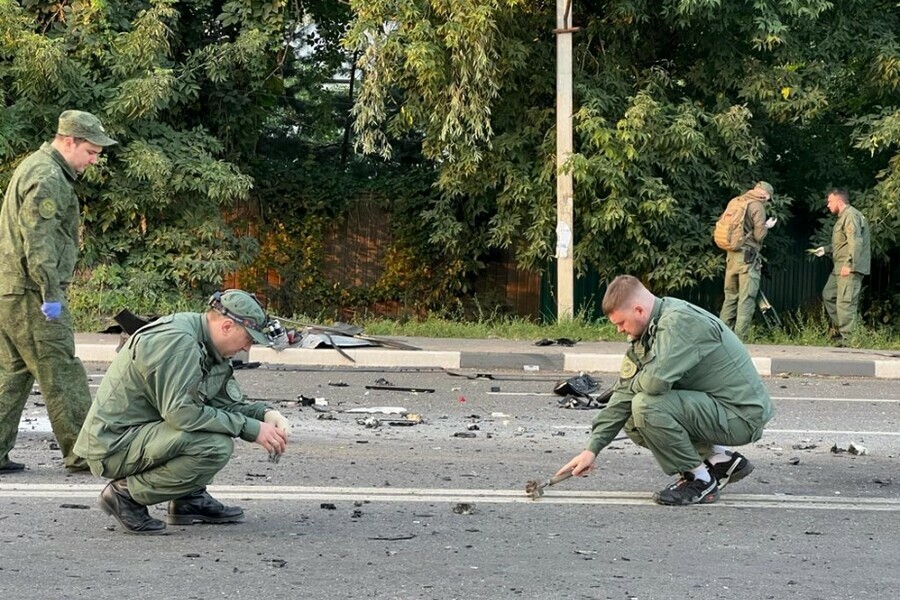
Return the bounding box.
[345,406,408,415]
[848,442,868,456]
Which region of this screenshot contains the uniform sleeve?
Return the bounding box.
[631,312,720,396]
[142,340,260,442]
[586,391,633,454]
[845,213,865,272]
[18,171,65,301]
[746,201,768,245]
[207,377,268,439]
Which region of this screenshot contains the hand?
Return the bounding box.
[264,410,292,437]
[765,217,777,229]
[41,301,62,320]
[807,246,825,257]
[840,265,852,277]
[255,421,288,456]
[555,450,597,478]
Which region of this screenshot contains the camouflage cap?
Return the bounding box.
[211,289,270,345]
[57,110,117,147]
[755,181,775,198]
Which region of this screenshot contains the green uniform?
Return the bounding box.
[0,143,91,469]
[822,205,870,340]
[587,297,774,475]
[74,313,269,505]
[720,190,769,339]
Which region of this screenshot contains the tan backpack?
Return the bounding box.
[713,197,750,251]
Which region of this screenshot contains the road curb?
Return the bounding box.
[73,341,900,379]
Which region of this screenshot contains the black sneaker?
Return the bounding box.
[653,472,719,506]
[705,451,754,489]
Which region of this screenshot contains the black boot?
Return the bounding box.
[98,479,166,535]
[0,459,25,473]
[166,488,244,525]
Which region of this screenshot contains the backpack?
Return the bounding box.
[713,197,750,251]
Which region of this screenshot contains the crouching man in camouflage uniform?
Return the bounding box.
[0,110,117,473]
[75,289,292,534]
[556,275,774,505]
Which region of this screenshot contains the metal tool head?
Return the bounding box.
[524,478,547,500]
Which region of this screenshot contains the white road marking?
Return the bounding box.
[1,483,898,512]
[772,396,899,403]
[766,428,900,436]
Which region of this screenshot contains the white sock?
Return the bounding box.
[690,464,711,482]
[707,446,732,465]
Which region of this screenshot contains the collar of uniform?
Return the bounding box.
[39,142,77,182]
[639,297,665,344]
[199,313,227,365]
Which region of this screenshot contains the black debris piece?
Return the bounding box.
[365,385,435,393]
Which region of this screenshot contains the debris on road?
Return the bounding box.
[365,384,435,393]
[553,374,613,410]
[453,432,476,438]
[320,503,336,510]
[848,442,868,455]
[345,406,408,415]
[452,503,475,515]
[831,442,868,455]
[358,417,380,428]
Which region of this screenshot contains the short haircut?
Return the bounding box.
[602,275,645,316]
[827,188,850,204]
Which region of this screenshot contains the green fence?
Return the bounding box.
[540,244,839,324]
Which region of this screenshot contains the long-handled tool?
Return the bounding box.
[525,470,574,500]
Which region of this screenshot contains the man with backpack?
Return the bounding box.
[716,181,777,339]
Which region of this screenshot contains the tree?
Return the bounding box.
[346,0,900,297]
[0,0,289,312]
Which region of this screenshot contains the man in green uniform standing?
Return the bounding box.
[809,188,871,345]
[557,275,774,505]
[0,110,117,473]
[75,289,292,534]
[719,181,777,339]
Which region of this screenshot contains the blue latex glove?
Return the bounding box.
[41,301,62,320]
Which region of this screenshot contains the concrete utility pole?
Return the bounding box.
[554,0,576,320]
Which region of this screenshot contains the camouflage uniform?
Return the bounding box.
[587,297,774,475]
[822,205,871,340]
[74,313,270,505]
[719,187,770,339]
[0,111,117,471]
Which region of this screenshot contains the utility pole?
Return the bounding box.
[554,0,577,320]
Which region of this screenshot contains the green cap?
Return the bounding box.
[210,289,270,345]
[755,181,775,197]
[57,110,117,147]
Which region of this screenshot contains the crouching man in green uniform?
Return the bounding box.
[0,110,117,473]
[74,289,292,534]
[556,275,774,506]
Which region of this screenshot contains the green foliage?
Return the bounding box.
[347,0,900,299]
[67,264,201,332]
[0,0,289,316]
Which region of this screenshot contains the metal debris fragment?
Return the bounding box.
[452,503,475,515]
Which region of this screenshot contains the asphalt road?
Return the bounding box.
[2,364,899,599]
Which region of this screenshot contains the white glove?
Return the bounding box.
[264,410,292,437]
[765,217,777,229]
[808,246,825,257]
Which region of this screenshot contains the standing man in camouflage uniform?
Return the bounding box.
[0,110,117,473]
[556,275,774,506]
[719,181,778,339]
[809,188,871,345]
[75,289,292,534]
